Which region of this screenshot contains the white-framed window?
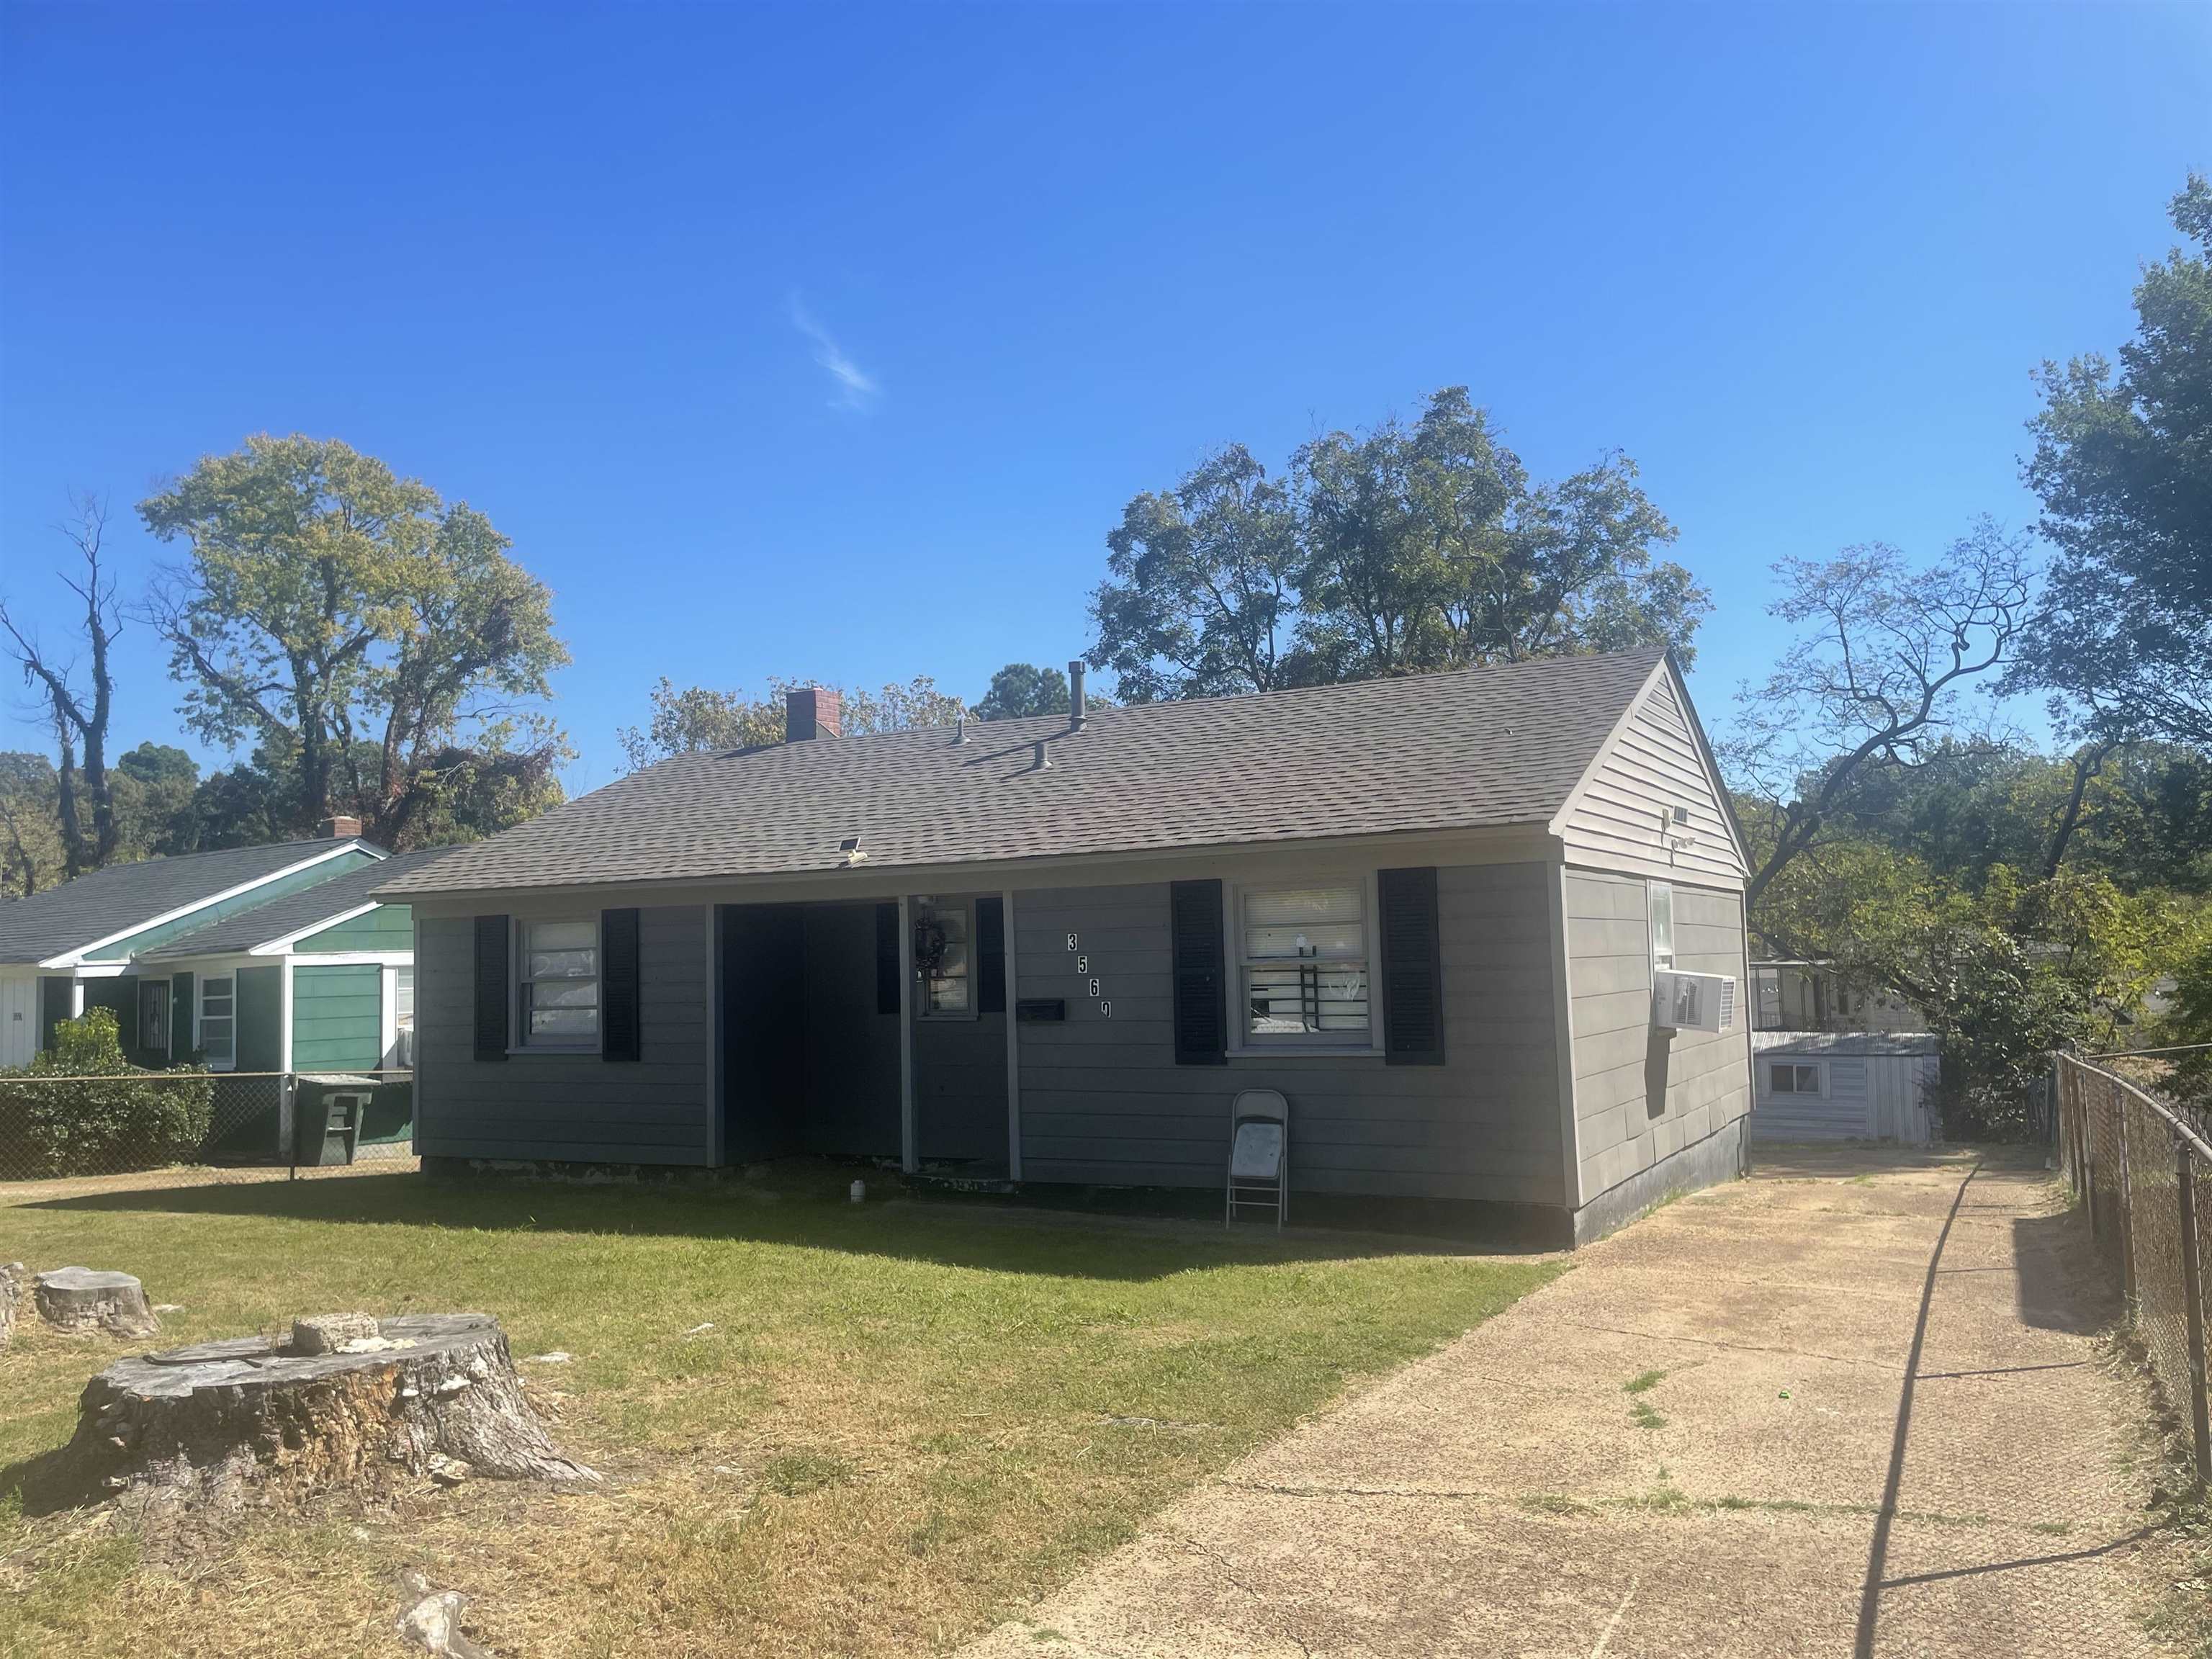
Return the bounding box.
[199,974,235,1070]
[387,965,415,1069]
[1768,1060,1824,1097]
[1237,879,1372,1046]
[138,979,170,1057]
[517,918,599,1048]
[1648,881,1676,971]
[914,900,971,1017]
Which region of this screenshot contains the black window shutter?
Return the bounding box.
[1379,867,1445,1066]
[602,907,642,1061]
[1170,878,1227,1065]
[474,915,511,1061]
[976,896,1006,1014]
[875,902,901,1015]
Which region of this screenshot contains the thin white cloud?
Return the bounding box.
[788,297,881,410]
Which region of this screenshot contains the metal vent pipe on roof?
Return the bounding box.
[1069,660,1087,729]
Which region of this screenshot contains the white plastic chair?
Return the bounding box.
[1226,1089,1290,1229]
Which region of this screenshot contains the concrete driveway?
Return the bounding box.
[966,1147,2177,1658]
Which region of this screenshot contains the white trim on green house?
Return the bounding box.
[35,841,379,968]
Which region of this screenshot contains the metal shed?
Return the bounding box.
[1749,1031,1940,1143]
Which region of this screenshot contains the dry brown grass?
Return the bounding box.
[1,1163,1555,1656]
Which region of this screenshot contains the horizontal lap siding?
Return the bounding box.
[292,963,382,1071]
[1013,867,1564,1203]
[1749,1048,1937,1143]
[417,907,711,1164]
[1567,871,1751,1201]
[297,903,413,953]
[1562,676,1744,885]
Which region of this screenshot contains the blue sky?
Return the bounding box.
[2,2,2207,796]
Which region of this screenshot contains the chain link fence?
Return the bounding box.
[2056,1052,2212,1484]
[0,1069,418,1197]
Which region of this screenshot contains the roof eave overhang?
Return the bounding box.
[386,821,1565,913]
[36,841,381,970]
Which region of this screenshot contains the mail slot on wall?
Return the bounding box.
[1016,999,1066,1022]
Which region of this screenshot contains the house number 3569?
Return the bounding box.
[1069,932,1110,1017]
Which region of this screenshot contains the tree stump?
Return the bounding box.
[63,1313,598,1514]
[0,1263,25,1351]
[35,1267,159,1338]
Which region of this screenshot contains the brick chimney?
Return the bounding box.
[318,814,364,840]
[786,686,842,742]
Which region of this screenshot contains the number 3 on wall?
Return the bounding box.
[1066,932,1079,951]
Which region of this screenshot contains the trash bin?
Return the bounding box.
[292,1075,374,1166]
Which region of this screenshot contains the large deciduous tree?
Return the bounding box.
[1091,444,1300,702]
[138,435,570,848]
[1,495,124,878]
[2013,175,2212,748]
[1089,390,1705,701]
[1724,520,2038,909]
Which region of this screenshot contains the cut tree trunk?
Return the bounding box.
[64,1313,598,1514]
[35,1267,158,1337]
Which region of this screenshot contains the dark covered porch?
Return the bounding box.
[717,894,1012,1178]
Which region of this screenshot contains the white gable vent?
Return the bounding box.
[1653,970,1737,1033]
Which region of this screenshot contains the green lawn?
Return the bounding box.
[0,1164,1558,1658]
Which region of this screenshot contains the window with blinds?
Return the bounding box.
[518,918,599,1046]
[1239,882,1370,1043]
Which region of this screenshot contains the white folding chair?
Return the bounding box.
[1226,1089,1289,1229]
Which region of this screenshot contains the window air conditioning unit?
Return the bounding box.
[1653,970,1736,1033]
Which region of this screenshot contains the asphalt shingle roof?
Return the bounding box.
[138,847,446,961]
[0,839,362,966]
[378,650,1669,898]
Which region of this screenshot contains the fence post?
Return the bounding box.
[2120,1081,2138,1312]
[2083,1073,2099,1238]
[2178,1142,2212,1490]
[284,1072,297,1182]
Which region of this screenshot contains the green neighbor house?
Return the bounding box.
[0,825,439,1154]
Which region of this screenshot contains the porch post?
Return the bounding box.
[278,958,297,1165]
[1003,887,1022,1182]
[898,894,917,1173]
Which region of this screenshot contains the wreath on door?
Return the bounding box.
[912,913,950,979]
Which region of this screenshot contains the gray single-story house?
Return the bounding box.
[376,648,1756,1245]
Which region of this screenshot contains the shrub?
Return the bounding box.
[0,1007,215,1178]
